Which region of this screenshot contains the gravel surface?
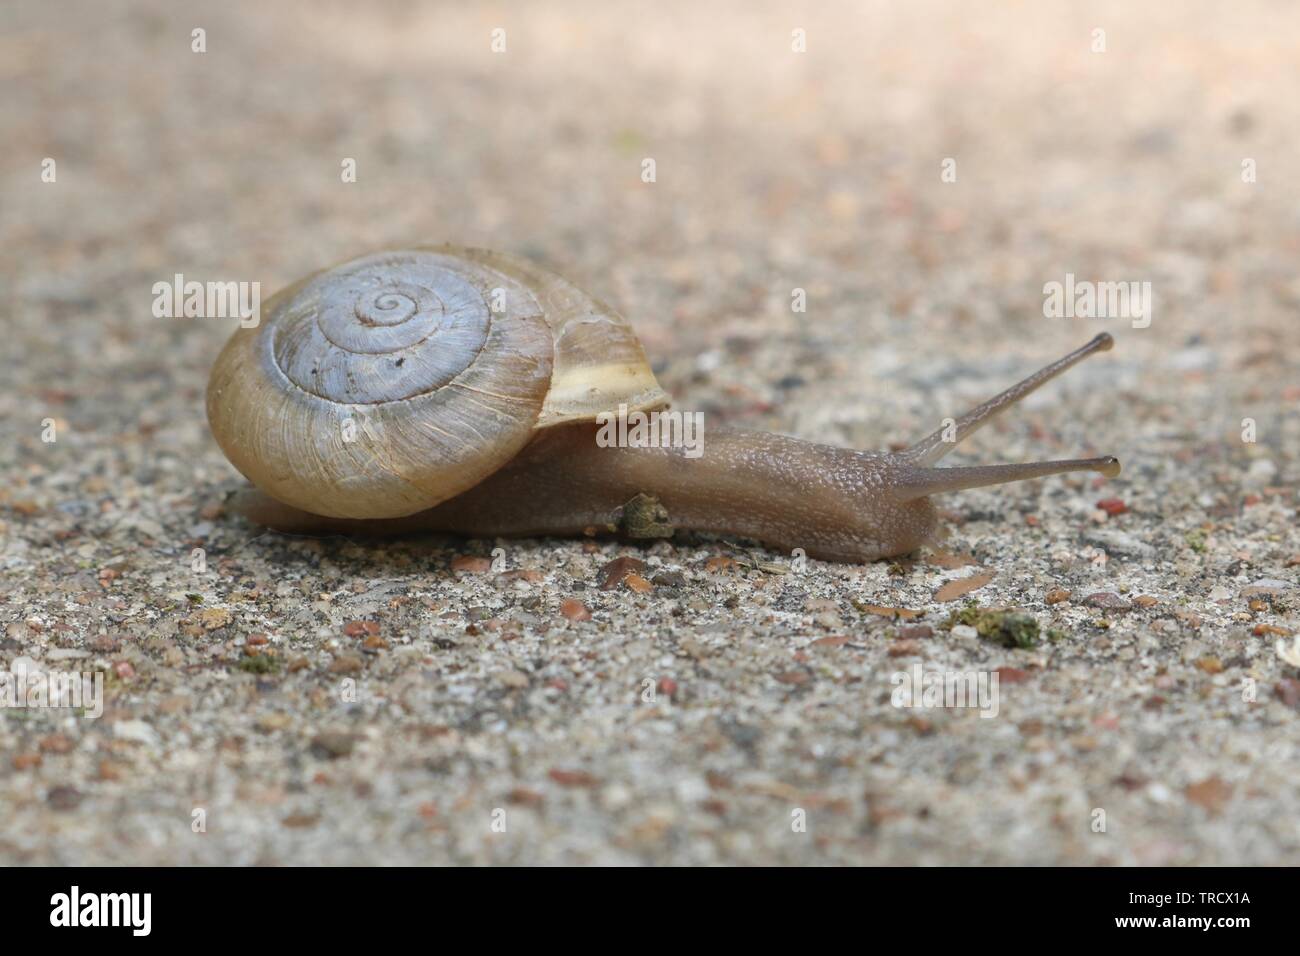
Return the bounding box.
[1,0,1297,865]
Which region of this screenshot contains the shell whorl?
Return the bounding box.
[207,250,555,519]
[272,257,497,405]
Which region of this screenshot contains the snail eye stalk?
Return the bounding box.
[903,333,1114,468]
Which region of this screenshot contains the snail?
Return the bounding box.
[207,247,1120,563]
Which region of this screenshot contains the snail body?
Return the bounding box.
[208,247,1119,563]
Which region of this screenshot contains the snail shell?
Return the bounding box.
[206,247,667,518]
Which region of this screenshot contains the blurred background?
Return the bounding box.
[4,0,1297,471]
[1,1,1297,865]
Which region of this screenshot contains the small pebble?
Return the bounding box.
[1083,592,1131,611]
[450,555,492,573]
[560,599,592,622]
[47,786,83,811]
[599,557,648,589]
[310,733,357,759]
[549,768,598,788]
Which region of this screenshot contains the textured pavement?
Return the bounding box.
[1,0,1297,864]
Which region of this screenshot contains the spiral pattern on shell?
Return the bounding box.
[272,256,502,406]
[206,250,555,518]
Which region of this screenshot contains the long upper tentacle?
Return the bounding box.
[902,333,1113,467]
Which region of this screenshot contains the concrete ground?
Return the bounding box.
[1,0,1297,864]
